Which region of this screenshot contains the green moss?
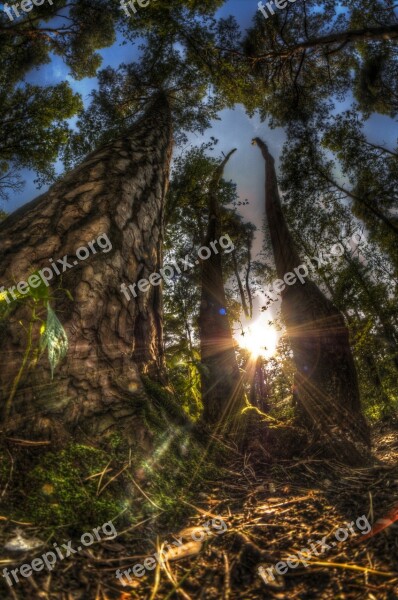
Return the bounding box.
[107,431,124,450]
[141,376,189,426]
[2,380,221,535]
[21,444,123,529]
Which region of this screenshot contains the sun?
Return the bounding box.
[238,316,278,358]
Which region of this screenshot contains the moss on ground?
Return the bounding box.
[0,380,223,534]
[17,444,122,530]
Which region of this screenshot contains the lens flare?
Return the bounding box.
[238,316,278,358]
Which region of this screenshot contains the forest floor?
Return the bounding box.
[1,422,398,600]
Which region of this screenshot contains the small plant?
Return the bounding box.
[0,272,70,419]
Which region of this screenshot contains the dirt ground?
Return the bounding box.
[1,423,398,600]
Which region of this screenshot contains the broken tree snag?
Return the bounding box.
[252,137,370,465]
[199,149,244,432]
[232,249,249,318]
[0,92,173,441]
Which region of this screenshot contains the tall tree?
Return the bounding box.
[277,114,398,411]
[249,356,270,414]
[0,0,223,202]
[253,137,370,465]
[163,143,254,424]
[0,92,173,440]
[198,149,244,431]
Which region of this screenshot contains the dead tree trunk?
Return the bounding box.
[245,235,253,319]
[232,249,249,318]
[253,137,370,465]
[0,93,173,443]
[198,149,243,429]
[249,356,270,413]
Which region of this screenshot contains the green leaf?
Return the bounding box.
[40,303,68,378]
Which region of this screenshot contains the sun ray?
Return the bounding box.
[237,315,278,358]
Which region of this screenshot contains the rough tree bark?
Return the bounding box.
[253,137,370,465]
[249,356,270,414]
[0,93,173,443]
[198,149,243,429]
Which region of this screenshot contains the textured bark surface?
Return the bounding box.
[0,94,173,441]
[253,137,370,464]
[198,150,243,428]
[249,357,270,413]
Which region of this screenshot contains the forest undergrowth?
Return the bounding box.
[1,420,397,600]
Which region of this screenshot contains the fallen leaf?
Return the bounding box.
[163,540,202,561]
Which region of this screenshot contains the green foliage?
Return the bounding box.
[0,275,69,378]
[0,82,83,196]
[166,346,203,420]
[0,278,71,419]
[0,0,227,193]
[0,0,118,197]
[353,45,398,117]
[163,144,256,422]
[40,303,68,379]
[0,1,118,83]
[186,1,398,126]
[63,40,224,169]
[261,100,398,423]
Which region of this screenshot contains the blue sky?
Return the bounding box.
[5,0,397,224]
[6,0,265,213]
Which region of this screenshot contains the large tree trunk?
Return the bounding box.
[0,93,173,443]
[249,356,270,413]
[198,149,243,429]
[253,137,370,465]
[232,249,249,318]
